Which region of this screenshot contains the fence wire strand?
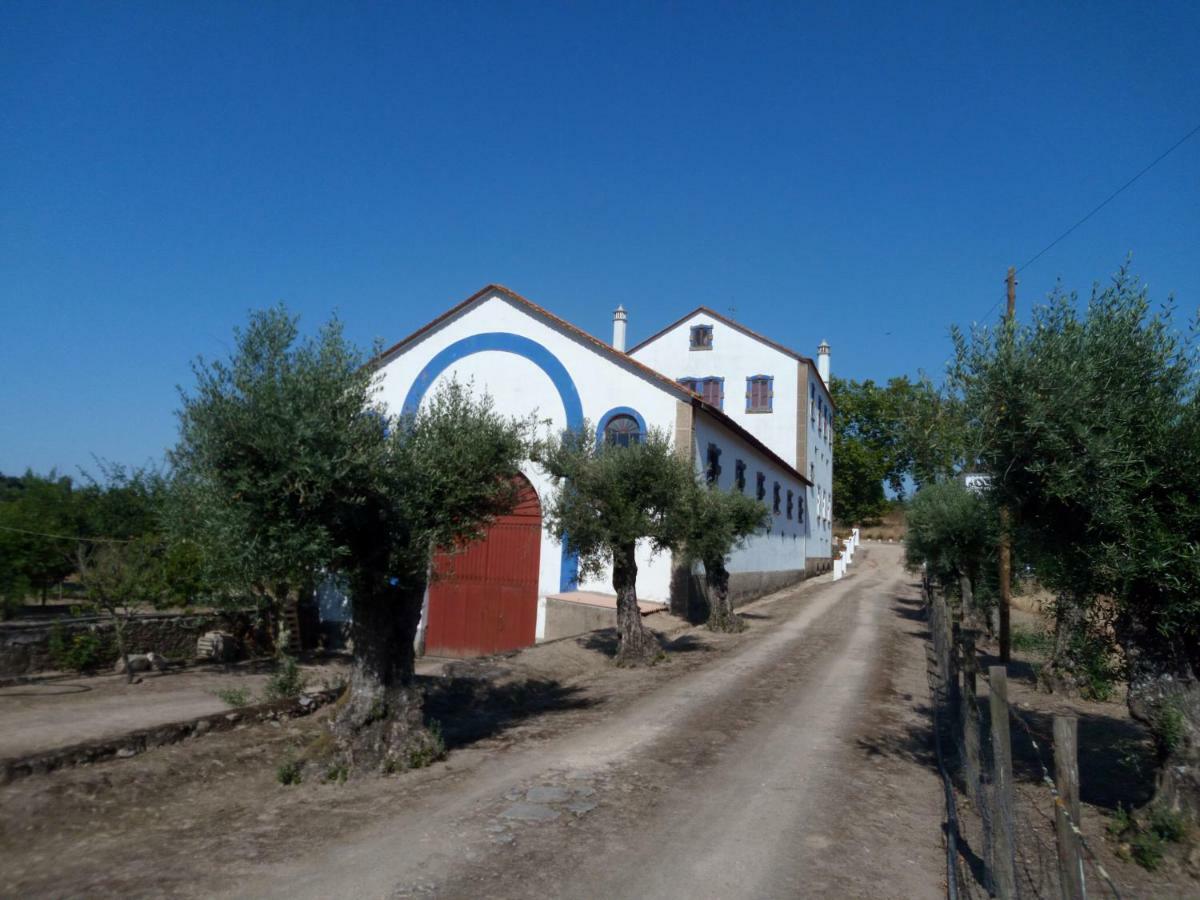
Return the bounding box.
[922,579,1127,900]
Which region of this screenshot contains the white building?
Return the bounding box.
[373,285,834,658]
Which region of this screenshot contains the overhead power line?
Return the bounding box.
[0,524,133,544]
[977,119,1200,324]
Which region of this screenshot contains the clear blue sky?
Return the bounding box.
[3,2,1198,476]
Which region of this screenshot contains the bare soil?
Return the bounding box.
[952,607,1200,898]
[3,547,947,899]
[0,659,350,758]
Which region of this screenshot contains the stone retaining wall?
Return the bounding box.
[0,686,342,785]
[0,612,258,677]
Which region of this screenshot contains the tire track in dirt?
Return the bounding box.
[241,547,942,900]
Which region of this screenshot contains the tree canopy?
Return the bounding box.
[539,425,695,663]
[170,305,531,774]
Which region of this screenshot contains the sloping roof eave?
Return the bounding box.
[373,285,812,486]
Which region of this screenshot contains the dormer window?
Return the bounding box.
[746,375,773,413]
[690,324,713,350]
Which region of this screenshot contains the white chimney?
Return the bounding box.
[817,339,831,383]
[612,305,628,352]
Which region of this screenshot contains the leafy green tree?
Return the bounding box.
[539,426,695,665]
[171,307,530,772]
[830,376,967,525]
[0,471,82,609]
[952,265,1200,819]
[903,480,994,626]
[76,535,169,682]
[680,483,770,632]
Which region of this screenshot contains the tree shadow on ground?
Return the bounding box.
[421,674,594,750]
[977,649,1040,687]
[868,590,1158,818]
[578,628,714,657]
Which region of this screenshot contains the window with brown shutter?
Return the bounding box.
[746,375,773,413]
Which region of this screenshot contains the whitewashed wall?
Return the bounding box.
[806,371,834,557]
[374,291,683,603]
[630,312,800,468]
[692,410,807,573]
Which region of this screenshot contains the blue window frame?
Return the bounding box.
[746,375,773,413]
[679,375,724,410]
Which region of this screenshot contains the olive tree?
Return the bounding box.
[903,479,994,627]
[171,307,530,773]
[538,425,694,665]
[681,483,770,632]
[953,266,1200,819]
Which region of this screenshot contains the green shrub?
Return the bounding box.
[1149,805,1187,844]
[323,763,348,784]
[405,720,446,770]
[1156,701,1186,756]
[1010,624,1054,656]
[276,757,302,786]
[263,654,307,702]
[1130,830,1165,870]
[48,624,109,672]
[214,686,253,707]
[1108,802,1133,837]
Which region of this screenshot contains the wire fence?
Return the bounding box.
[922,576,1123,900]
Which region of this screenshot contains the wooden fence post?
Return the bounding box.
[1054,716,1085,900]
[959,629,982,803]
[989,666,1018,899]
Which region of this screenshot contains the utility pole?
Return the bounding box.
[998,267,1016,662]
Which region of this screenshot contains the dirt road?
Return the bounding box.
[237,544,944,899]
[2,545,945,898]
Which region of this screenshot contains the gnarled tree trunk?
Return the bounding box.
[1040,591,1088,694]
[1122,612,1200,823]
[328,572,441,774]
[612,542,655,665]
[705,558,743,633]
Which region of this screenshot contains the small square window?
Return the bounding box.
[756,472,766,502]
[734,460,746,493]
[746,375,773,413]
[773,482,781,514]
[690,324,713,350]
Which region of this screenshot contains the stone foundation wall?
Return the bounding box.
[806,557,832,577]
[672,567,809,624]
[0,612,257,677]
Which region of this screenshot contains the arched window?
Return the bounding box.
[603,414,642,447]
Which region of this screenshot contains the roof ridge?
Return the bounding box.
[373,285,813,486]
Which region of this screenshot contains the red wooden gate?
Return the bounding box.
[424,476,541,658]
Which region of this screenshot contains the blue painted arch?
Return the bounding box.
[400,332,582,591]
